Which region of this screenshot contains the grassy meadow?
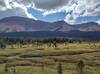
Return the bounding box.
[0,37,100,74]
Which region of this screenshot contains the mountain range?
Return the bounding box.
[0,16,100,40]
[0,16,100,32]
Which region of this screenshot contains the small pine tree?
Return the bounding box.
[53,41,57,48]
[77,60,85,74]
[0,42,6,49]
[12,68,16,74]
[4,64,10,72]
[57,62,63,74]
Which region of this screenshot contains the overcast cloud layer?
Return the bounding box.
[0,0,100,24]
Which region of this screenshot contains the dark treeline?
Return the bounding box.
[0,37,99,49]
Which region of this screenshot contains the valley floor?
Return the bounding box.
[0,42,100,74]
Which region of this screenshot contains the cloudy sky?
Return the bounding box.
[0,0,100,24]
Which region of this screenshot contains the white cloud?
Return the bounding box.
[31,0,100,24]
[96,20,100,25]
[23,7,37,20]
[0,0,99,24]
[0,0,37,20]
